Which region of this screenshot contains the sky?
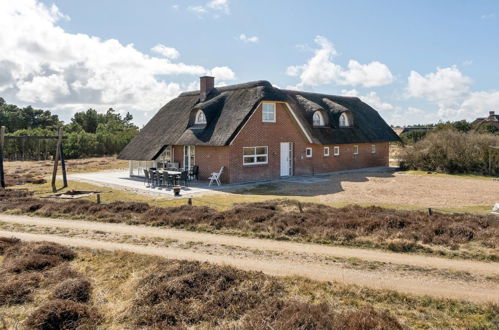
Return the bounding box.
[1,0,498,127]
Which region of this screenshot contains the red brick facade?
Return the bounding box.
[170,102,389,184]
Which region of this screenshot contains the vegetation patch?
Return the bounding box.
[1,190,498,260]
[0,238,99,329]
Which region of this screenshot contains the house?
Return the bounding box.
[472,111,499,132]
[118,77,400,184]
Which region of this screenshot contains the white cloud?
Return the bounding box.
[407,66,499,120]
[286,36,393,89]
[0,0,236,116]
[341,60,393,88]
[341,89,394,111]
[188,0,230,17]
[407,66,471,108]
[207,66,236,81]
[481,13,496,20]
[207,0,230,14]
[151,44,180,59]
[239,34,259,43]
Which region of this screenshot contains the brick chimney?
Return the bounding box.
[200,76,214,101]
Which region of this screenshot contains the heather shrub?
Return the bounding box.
[0,237,21,255]
[25,299,100,330]
[400,129,499,175]
[52,278,92,303]
[0,273,42,306]
[130,260,283,328]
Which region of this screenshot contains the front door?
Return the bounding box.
[280,142,292,176]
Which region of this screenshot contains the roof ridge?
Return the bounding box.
[180,80,272,97]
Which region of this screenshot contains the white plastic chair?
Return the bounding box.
[208,166,224,186]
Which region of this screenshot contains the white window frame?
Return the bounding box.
[243,146,268,165]
[306,147,312,158]
[353,145,359,155]
[313,111,324,127]
[339,113,350,127]
[333,146,340,156]
[371,144,376,154]
[323,146,329,156]
[262,103,276,123]
[195,110,206,124]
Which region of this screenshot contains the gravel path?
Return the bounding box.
[1,214,498,303]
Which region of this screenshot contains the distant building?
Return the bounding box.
[472,111,499,131]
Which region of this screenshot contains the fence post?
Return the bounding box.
[187,198,192,206]
[0,126,5,189]
[60,128,67,189]
[96,193,101,204]
[51,127,63,192]
[428,208,433,216]
[297,201,303,213]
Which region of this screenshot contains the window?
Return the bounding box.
[339,113,350,127]
[306,148,312,158]
[313,111,325,126]
[371,144,376,153]
[333,146,340,156]
[262,103,276,122]
[195,110,206,124]
[243,146,268,165]
[323,147,329,156]
[353,145,359,155]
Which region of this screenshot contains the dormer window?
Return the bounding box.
[313,111,325,127]
[339,113,351,127]
[195,110,207,124]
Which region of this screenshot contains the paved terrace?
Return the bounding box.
[69,167,395,198]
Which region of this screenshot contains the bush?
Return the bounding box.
[130,260,282,327]
[0,273,41,306]
[3,242,76,273]
[52,278,92,303]
[25,299,100,330]
[0,237,21,255]
[400,129,499,175]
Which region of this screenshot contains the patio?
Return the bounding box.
[69,170,226,197]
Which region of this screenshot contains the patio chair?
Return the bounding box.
[149,170,160,187]
[177,170,189,187]
[208,166,224,186]
[189,165,199,181]
[162,171,174,187]
[143,169,152,186]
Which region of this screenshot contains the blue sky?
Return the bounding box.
[1,0,498,126]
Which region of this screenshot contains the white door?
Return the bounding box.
[280,142,292,176]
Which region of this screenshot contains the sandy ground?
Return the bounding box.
[239,170,499,208]
[3,157,128,186]
[1,214,498,303]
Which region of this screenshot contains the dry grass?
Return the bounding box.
[2,242,497,329]
[1,190,497,260]
[3,157,127,187]
[0,238,99,329]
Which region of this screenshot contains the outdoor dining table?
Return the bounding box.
[155,170,182,186]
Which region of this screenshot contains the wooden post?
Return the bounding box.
[51,127,63,192]
[0,126,5,189]
[60,134,67,188]
[297,201,303,213]
[187,198,192,206]
[428,208,433,216]
[96,194,101,204]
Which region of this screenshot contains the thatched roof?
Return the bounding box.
[119,80,400,160]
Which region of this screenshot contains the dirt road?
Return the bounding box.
[1,214,498,303]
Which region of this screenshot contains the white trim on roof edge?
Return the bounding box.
[228,101,313,145]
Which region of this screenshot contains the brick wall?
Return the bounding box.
[171,102,389,184]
